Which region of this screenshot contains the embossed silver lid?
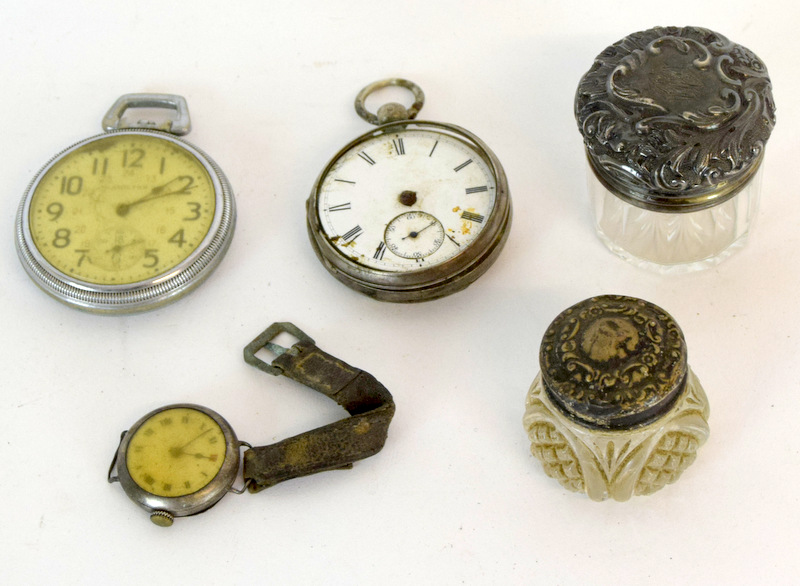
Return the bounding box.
[575,26,776,212]
[539,295,688,429]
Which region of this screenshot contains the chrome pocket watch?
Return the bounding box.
[108,323,395,526]
[15,93,236,313]
[306,79,512,302]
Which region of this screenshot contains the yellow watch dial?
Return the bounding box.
[126,407,227,498]
[28,133,216,286]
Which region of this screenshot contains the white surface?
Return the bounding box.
[1,2,798,584]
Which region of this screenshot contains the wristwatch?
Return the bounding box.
[108,322,396,526]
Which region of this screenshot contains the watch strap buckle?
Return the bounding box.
[243,322,315,376]
[242,322,395,492]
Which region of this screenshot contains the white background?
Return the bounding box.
[1,1,798,584]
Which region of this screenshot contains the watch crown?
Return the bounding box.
[376,102,410,124]
[149,510,174,527]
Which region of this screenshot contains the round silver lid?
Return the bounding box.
[539,295,688,430]
[575,26,776,212]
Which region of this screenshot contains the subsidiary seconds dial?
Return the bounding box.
[307,79,511,302]
[384,211,445,260]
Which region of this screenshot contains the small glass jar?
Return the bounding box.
[523,295,710,501]
[575,26,776,273]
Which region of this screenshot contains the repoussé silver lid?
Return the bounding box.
[539,295,688,430]
[575,26,776,212]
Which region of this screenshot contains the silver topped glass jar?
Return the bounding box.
[523,295,710,501]
[575,26,776,272]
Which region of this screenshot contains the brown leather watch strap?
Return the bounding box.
[242,323,395,493]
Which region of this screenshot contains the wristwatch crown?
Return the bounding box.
[149,510,174,527]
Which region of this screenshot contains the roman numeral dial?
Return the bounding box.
[315,127,498,273]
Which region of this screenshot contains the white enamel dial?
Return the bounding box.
[316,128,497,273]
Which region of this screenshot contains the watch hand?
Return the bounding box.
[167,428,213,456]
[176,428,213,450]
[186,452,219,461]
[105,239,143,255]
[402,220,436,240]
[116,176,194,216]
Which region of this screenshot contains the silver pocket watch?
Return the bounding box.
[306,79,512,302]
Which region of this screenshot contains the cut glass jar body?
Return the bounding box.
[588,163,762,273]
[524,369,710,501]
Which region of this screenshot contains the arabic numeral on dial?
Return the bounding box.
[122,148,145,168]
[75,249,89,266]
[183,202,201,221]
[168,229,186,247]
[143,249,159,268]
[60,176,83,195]
[47,202,63,221]
[175,175,195,193]
[52,229,71,248]
[92,157,109,175]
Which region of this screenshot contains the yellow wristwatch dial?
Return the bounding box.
[126,407,227,498]
[28,134,215,286]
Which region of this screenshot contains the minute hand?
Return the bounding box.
[168,428,213,458]
[116,176,194,216]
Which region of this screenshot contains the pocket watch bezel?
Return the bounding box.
[306,120,512,302]
[114,403,240,520]
[14,128,236,314]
